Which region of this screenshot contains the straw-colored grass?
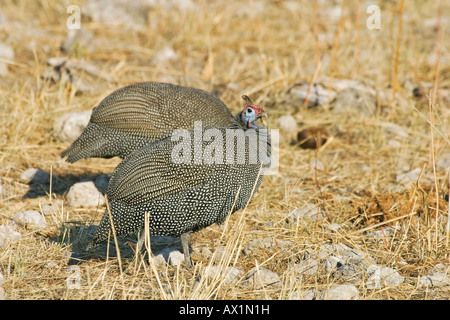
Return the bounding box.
[0,0,449,300]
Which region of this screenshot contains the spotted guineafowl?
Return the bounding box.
[61,82,233,163]
[86,95,271,268]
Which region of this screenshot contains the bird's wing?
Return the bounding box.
[90,82,232,138]
[107,138,221,206]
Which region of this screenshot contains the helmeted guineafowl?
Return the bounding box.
[61,82,234,163]
[86,95,271,268]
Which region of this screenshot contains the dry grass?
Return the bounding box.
[0,0,449,300]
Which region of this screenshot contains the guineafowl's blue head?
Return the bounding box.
[240,95,265,128]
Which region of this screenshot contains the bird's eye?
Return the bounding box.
[247,107,253,113]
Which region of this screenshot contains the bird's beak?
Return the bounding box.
[257,112,267,125]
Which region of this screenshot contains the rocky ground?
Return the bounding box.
[0,0,449,300]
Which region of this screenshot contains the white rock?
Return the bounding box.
[206,266,243,285]
[154,247,185,266]
[283,1,302,12]
[0,10,7,25]
[0,225,22,247]
[325,223,342,232]
[288,83,336,107]
[66,181,105,208]
[163,0,197,11]
[0,271,4,285]
[243,237,292,255]
[82,0,149,28]
[20,168,50,184]
[152,46,178,65]
[289,258,319,276]
[419,273,450,288]
[211,246,232,262]
[309,159,325,171]
[0,184,6,198]
[41,202,62,216]
[396,167,428,185]
[12,210,46,229]
[320,285,359,300]
[383,122,409,138]
[436,152,450,170]
[335,263,362,283]
[318,243,372,268]
[366,265,404,289]
[323,255,342,272]
[418,263,450,288]
[387,139,402,147]
[288,203,325,221]
[0,42,14,76]
[245,267,280,288]
[54,111,92,143]
[331,87,376,118]
[277,115,298,134]
[368,226,398,239]
[291,289,318,300]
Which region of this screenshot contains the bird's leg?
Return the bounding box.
[180,232,193,268]
[136,228,145,252]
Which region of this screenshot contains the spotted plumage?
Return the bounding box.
[61,82,233,163]
[86,96,270,267]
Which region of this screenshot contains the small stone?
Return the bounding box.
[436,153,450,170]
[244,267,280,288]
[419,273,450,288]
[396,167,432,186]
[154,247,185,266]
[325,223,342,232]
[12,210,46,229]
[335,263,362,283]
[418,264,450,288]
[43,261,59,269]
[0,184,6,198]
[366,265,404,289]
[289,258,319,276]
[211,246,232,262]
[387,139,402,147]
[309,159,325,171]
[319,243,371,266]
[41,202,62,216]
[291,289,318,300]
[288,203,325,221]
[323,255,342,272]
[82,0,149,28]
[206,266,243,286]
[320,285,359,300]
[368,226,398,239]
[287,83,336,107]
[54,111,92,143]
[0,225,22,247]
[0,42,14,76]
[331,87,376,118]
[152,46,178,65]
[243,237,292,255]
[66,181,106,208]
[20,168,50,184]
[277,115,298,134]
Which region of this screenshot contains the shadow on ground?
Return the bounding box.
[22,172,110,199]
[51,220,183,265]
